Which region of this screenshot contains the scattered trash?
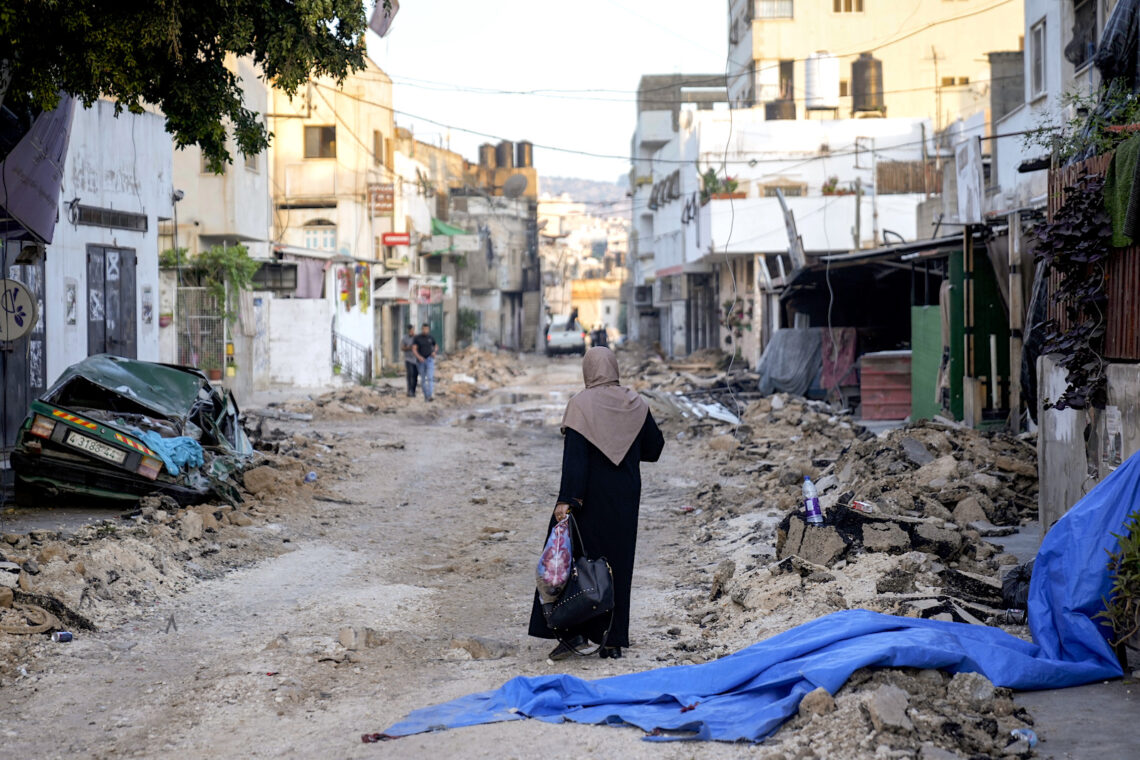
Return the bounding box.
[802,476,823,525]
[848,500,876,513]
[1009,727,1038,748]
[304,471,318,483]
[51,631,73,642]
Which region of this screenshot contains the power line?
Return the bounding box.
[387,72,1026,106]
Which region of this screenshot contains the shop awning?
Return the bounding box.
[431,218,468,236]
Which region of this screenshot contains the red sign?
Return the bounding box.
[382,232,411,246]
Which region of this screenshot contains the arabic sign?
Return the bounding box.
[383,232,411,246]
[370,183,395,214]
[0,278,39,342]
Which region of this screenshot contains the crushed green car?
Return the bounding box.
[12,354,252,506]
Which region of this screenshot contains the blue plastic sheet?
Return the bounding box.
[136,430,205,476]
[382,450,1137,743]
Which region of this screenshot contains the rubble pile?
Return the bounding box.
[442,346,524,391]
[665,393,1041,664]
[763,668,1038,760]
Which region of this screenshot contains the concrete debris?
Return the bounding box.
[946,672,996,713]
[338,626,386,651]
[798,687,837,717]
[448,635,517,660]
[864,684,913,732]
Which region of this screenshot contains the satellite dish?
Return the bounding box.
[502,174,529,199]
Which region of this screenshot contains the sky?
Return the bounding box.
[366,0,728,184]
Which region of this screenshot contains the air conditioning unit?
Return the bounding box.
[633,286,652,306]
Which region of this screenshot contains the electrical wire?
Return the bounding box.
[317,83,1047,168]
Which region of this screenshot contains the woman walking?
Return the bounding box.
[529,346,665,660]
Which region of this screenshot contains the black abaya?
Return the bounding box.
[528,412,664,648]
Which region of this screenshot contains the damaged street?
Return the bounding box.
[5,1,1140,757]
[2,351,1127,759]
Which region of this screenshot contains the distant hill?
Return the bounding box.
[539,176,628,206]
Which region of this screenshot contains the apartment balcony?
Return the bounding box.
[283,162,337,199]
[637,111,674,150]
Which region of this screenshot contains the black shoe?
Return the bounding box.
[548,636,585,661]
[599,646,622,659]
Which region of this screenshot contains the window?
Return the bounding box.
[1030,19,1046,99]
[763,184,804,197]
[304,126,337,158]
[75,205,147,232]
[372,130,384,167]
[755,0,793,19]
[303,221,337,251]
[245,151,259,172]
[1065,0,1097,70]
[833,0,863,12]
[941,76,971,86]
[839,80,849,97]
[251,262,298,292]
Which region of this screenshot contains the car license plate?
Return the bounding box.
[65,430,127,464]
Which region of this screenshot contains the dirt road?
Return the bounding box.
[1,358,770,759]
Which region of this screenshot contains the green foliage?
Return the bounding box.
[1097,511,1140,647]
[1032,176,1111,410]
[170,243,260,322]
[457,307,480,345]
[699,167,740,204]
[1,0,372,171]
[158,247,188,269]
[1024,81,1140,162]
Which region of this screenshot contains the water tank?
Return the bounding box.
[496,140,515,170]
[805,52,840,111]
[765,99,796,120]
[516,140,533,168]
[851,52,885,114]
[478,143,497,168]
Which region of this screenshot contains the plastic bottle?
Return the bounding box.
[304,471,317,483]
[802,476,823,525]
[1009,728,1037,748]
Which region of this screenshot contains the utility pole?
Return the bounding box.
[927,45,944,169]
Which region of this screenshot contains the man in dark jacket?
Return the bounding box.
[400,324,418,397]
[411,323,437,401]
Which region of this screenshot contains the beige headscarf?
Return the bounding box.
[561,347,650,466]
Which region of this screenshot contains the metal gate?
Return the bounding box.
[1,240,46,500]
[87,245,137,357]
[176,286,225,374]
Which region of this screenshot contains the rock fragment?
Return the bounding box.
[863,684,913,732]
[798,687,836,717]
[946,672,995,713]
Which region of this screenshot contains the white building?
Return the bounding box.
[46,101,173,382]
[633,101,931,363]
[991,0,1107,214]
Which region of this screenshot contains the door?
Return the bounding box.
[2,239,47,499]
[87,246,136,357]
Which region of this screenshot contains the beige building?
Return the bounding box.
[268,57,396,362]
[727,0,1024,130]
[570,276,624,336]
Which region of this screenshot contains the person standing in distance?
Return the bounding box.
[412,323,437,402]
[400,324,418,398]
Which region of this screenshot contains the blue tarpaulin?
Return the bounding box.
[136,430,205,476]
[381,450,1136,742]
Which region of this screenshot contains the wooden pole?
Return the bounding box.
[1008,211,1024,433]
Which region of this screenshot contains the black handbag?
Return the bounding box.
[542,514,614,655]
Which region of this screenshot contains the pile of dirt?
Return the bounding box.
[439,347,525,397]
[765,668,1037,760]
